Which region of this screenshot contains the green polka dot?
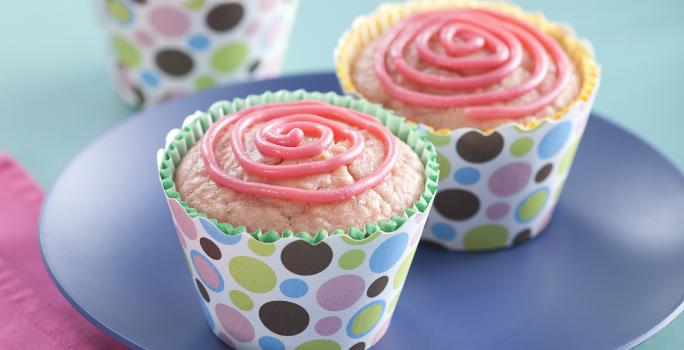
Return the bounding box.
[295,340,341,350]
[194,76,216,90]
[463,224,509,251]
[351,303,384,336]
[185,253,192,274]
[518,190,549,222]
[211,42,248,73]
[392,248,416,289]
[339,249,364,270]
[111,34,140,68]
[558,140,580,175]
[247,239,275,257]
[436,153,451,180]
[510,137,534,157]
[341,231,381,246]
[107,0,130,23]
[426,129,451,146]
[229,290,253,311]
[182,0,205,10]
[554,181,565,200]
[388,293,400,312]
[229,256,276,293]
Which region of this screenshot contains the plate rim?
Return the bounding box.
[39,71,684,350]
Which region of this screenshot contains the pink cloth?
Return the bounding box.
[0,153,126,349]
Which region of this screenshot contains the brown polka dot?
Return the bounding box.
[535,163,553,183]
[195,278,210,302]
[456,131,504,163]
[131,85,145,108]
[206,3,244,32]
[367,276,388,298]
[513,229,531,246]
[200,237,221,260]
[434,189,480,221]
[349,342,366,350]
[248,59,261,74]
[155,49,194,76]
[281,241,332,276]
[259,301,309,336]
[420,240,447,250]
[131,0,146,4]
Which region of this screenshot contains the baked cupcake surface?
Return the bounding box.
[174,97,426,234]
[338,2,592,131]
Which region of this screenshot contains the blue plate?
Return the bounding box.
[40,72,684,350]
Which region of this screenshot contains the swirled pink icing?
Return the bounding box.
[201,101,399,203]
[373,8,571,119]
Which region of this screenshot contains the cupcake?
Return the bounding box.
[336,1,599,251]
[157,90,439,349]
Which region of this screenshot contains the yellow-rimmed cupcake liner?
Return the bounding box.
[334,0,598,133]
[334,1,601,251]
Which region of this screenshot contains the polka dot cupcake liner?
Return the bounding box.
[94,0,299,108]
[418,93,597,251]
[156,91,439,349]
[334,0,601,251]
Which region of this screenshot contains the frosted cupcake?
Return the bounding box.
[157,90,438,349]
[336,1,599,251]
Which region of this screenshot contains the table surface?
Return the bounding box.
[1,1,682,348]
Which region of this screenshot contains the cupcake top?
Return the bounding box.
[337,2,598,131]
[171,95,433,236]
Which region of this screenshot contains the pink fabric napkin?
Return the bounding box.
[0,153,127,349]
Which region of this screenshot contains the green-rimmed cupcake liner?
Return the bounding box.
[158,90,439,244]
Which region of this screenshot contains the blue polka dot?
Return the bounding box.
[279,279,308,298]
[431,223,456,241]
[188,34,210,51]
[200,218,241,245]
[259,336,285,350]
[199,298,214,331]
[369,232,408,273]
[538,122,572,159]
[140,71,159,87]
[453,167,480,185]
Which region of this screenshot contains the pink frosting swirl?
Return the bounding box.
[201,101,399,203]
[373,8,572,119]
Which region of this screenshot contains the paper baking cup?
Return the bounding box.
[94,0,298,108]
[157,90,439,349]
[335,1,600,251]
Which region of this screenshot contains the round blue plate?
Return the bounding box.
[40,72,684,350]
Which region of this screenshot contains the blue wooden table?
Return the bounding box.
[0,1,682,348]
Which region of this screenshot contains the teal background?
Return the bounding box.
[0,1,682,348]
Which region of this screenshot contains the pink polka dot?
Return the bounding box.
[260,0,279,11]
[193,254,221,290]
[244,21,260,37]
[215,304,255,342]
[261,17,283,47]
[134,30,154,47]
[316,275,365,311]
[174,224,187,249]
[412,221,425,246]
[217,332,236,348]
[149,5,190,37]
[372,317,391,346]
[315,316,342,336]
[486,202,510,220]
[168,199,197,240]
[488,162,532,197]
